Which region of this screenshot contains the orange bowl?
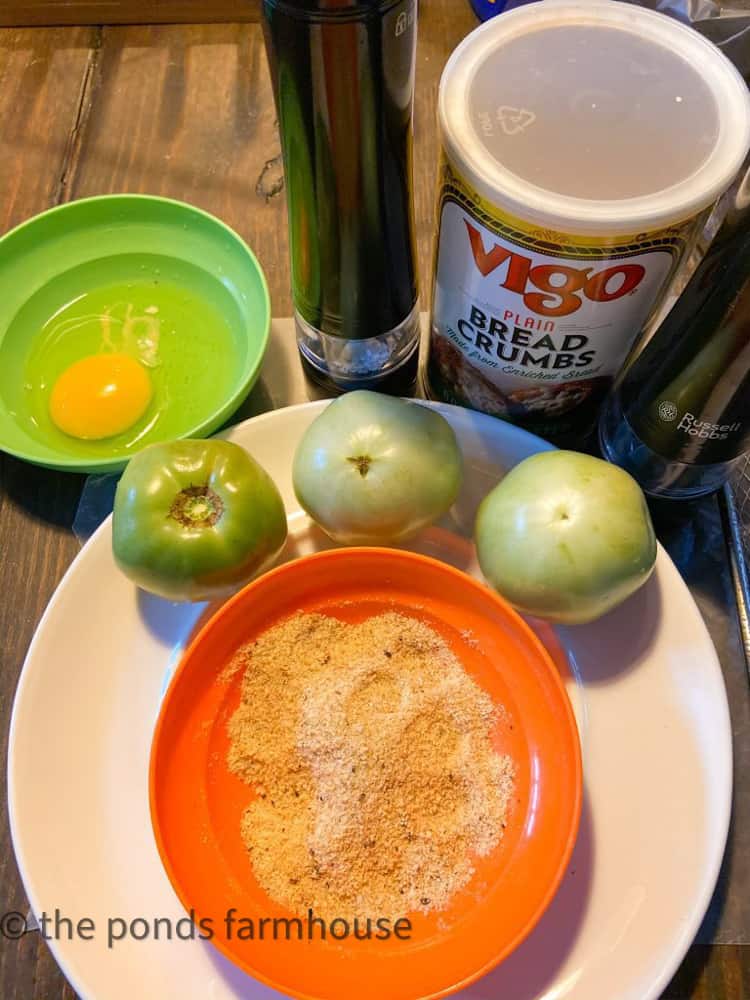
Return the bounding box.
[150,548,582,1000]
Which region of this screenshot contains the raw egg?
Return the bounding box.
[49,353,153,440]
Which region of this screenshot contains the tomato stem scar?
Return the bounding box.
[347,455,372,477]
[169,485,224,527]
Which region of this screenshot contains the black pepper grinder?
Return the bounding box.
[262,0,420,393]
[599,165,750,498]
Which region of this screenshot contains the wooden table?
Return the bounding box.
[1,3,749,997]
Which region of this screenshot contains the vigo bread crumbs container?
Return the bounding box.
[427,0,750,438]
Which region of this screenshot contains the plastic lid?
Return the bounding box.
[439,0,750,235]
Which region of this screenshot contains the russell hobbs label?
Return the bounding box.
[676,412,742,441]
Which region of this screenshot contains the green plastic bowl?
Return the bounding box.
[0,195,271,473]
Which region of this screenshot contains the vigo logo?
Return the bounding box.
[466,221,646,318]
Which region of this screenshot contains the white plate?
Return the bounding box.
[9,401,731,1000]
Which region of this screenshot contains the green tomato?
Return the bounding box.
[293,391,463,545]
[475,450,656,625]
[113,439,287,602]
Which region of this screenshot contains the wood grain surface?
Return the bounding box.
[0,26,96,1000]
[0,2,749,997]
[0,1,261,28]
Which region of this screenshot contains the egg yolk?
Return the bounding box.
[49,353,153,440]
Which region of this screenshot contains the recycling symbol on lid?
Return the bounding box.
[496,106,537,136]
